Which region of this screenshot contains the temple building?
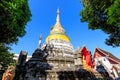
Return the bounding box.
[93,48,120,79]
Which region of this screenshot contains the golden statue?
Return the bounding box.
[2,66,15,80]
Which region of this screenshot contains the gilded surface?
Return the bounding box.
[46,9,70,42]
[46,34,70,42]
[50,22,65,35]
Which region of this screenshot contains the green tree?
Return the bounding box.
[80,0,120,47]
[0,0,31,79]
[0,0,31,44]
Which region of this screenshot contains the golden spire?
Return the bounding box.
[50,8,65,35]
[46,8,70,42]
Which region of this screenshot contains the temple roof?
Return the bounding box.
[94,48,120,64]
[46,9,70,42]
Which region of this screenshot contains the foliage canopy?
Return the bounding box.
[0,44,15,69]
[0,0,31,44]
[0,0,31,78]
[80,0,120,47]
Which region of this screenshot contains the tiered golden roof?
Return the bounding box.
[46,9,70,42]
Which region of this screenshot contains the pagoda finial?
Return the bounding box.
[38,33,42,48]
[56,8,60,22]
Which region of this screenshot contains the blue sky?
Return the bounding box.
[11,0,120,58]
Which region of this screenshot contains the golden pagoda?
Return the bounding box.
[43,8,75,71]
[46,9,70,42]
